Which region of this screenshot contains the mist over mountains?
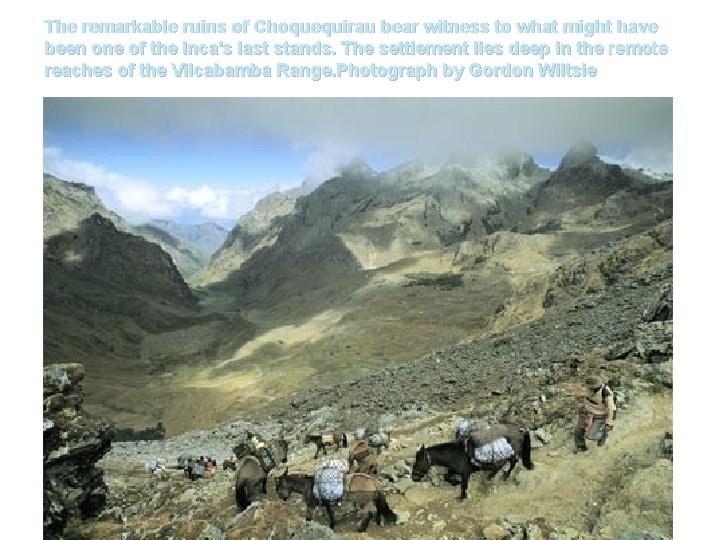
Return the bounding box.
[43,141,671,434]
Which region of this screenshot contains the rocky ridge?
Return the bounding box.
[44,174,225,280]
[43,174,128,239]
[193,186,307,287]
[199,153,549,295]
[44,363,113,539]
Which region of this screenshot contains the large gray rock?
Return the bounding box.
[615,530,670,540]
[635,321,673,363]
[289,520,338,539]
[44,363,113,539]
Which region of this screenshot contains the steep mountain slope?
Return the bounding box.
[44,212,197,362]
[206,154,548,313]
[43,173,129,238]
[193,186,307,287]
[44,174,223,280]
[43,178,256,429]
[521,141,672,236]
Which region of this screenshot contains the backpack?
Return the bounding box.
[456,419,472,439]
[602,385,617,421]
[368,433,389,447]
[313,458,348,502]
[473,438,515,463]
[351,440,371,460]
[255,447,277,473]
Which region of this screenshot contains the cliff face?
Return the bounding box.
[43,174,128,239]
[193,186,306,287]
[44,174,228,280]
[44,213,198,368]
[44,363,113,539]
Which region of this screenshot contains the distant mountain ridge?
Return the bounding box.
[43,174,228,280]
[200,151,552,299]
[130,222,215,281]
[145,219,228,259]
[192,185,308,286]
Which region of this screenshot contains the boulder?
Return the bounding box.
[43,363,112,539]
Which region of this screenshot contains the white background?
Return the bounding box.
[3,1,713,535]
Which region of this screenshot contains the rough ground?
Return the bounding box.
[75,389,671,539]
[71,267,673,539]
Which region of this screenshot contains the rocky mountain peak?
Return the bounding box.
[558,139,599,169]
[337,157,376,178]
[528,141,638,213]
[499,150,540,178]
[44,174,128,239]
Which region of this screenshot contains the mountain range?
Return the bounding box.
[42,142,672,434]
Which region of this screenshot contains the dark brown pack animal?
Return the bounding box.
[304,431,348,459]
[234,456,268,510]
[348,440,378,475]
[233,436,289,471]
[275,468,397,531]
[465,423,533,479]
[412,424,533,499]
[234,437,289,510]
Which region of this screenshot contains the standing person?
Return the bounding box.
[574,374,617,453]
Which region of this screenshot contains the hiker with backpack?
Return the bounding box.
[574,374,617,453]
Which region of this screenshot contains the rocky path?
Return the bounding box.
[82,386,671,539]
[306,391,673,539]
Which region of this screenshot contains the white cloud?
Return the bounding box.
[43,147,295,223]
[44,146,175,219]
[166,185,256,219]
[45,98,673,168]
[300,142,359,188]
[599,148,673,176]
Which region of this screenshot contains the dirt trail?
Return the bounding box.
[76,390,672,540]
[334,390,672,539]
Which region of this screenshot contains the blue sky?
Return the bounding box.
[43,97,672,227]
